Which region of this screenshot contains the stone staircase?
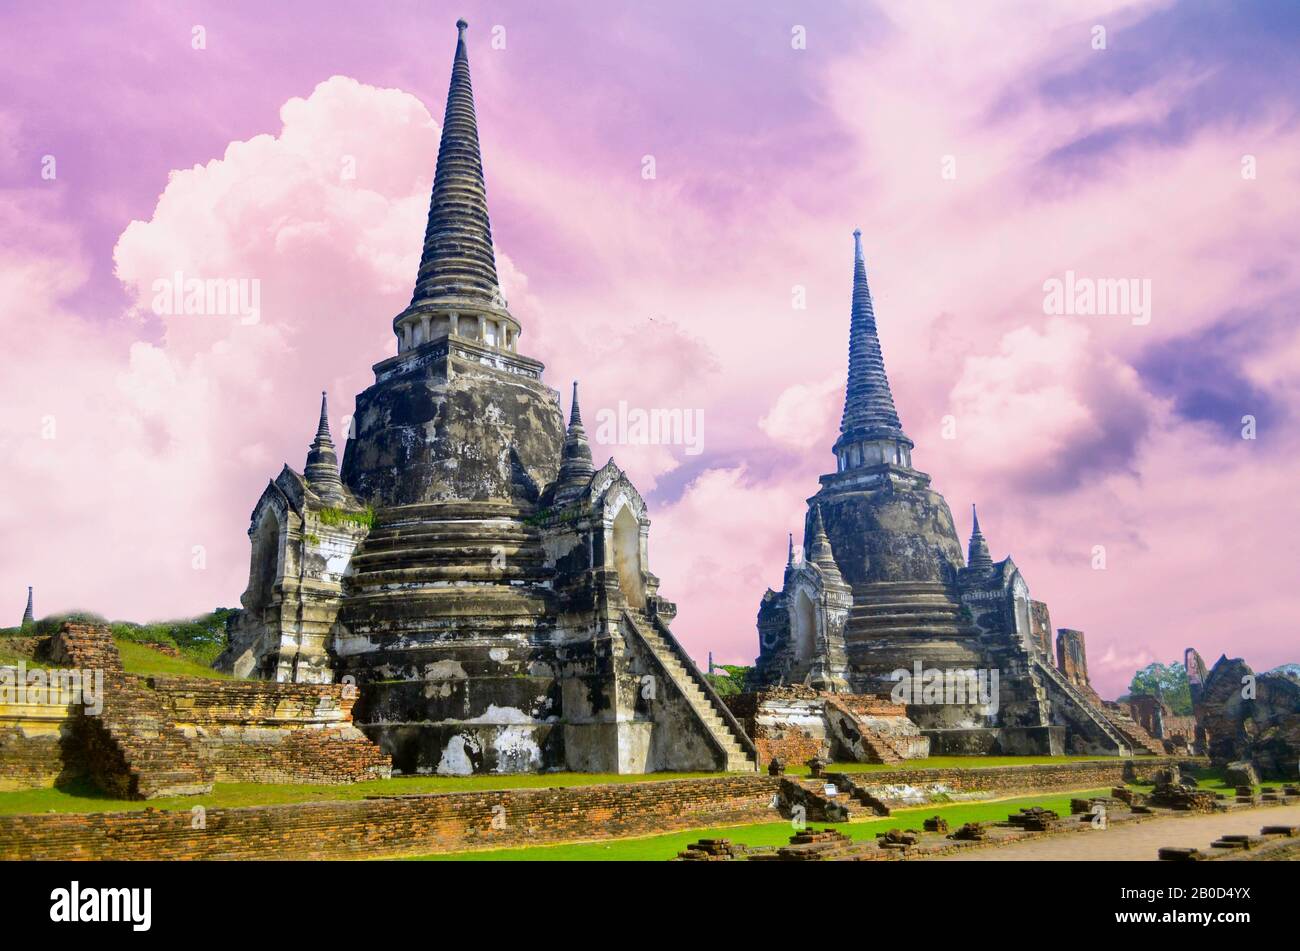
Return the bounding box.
[1031,655,1130,756]
[622,610,758,772]
[846,581,975,638]
[824,772,892,815]
[1102,703,1167,756]
[83,675,214,799]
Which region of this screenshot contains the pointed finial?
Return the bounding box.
[405,16,504,322]
[787,532,795,565]
[316,391,331,438]
[808,506,842,578]
[553,379,594,500]
[569,380,583,426]
[967,504,993,572]
[305,390,346,503]
[853,228,863,262]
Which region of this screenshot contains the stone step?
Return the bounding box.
[845,623,973,638]
[346,564,554,586]
[359,526,544,551]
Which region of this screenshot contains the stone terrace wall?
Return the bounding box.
[1,624,389,793]
[0,774,781,860]
[0,683,85,790]
[0,758,1203,860]
[151,678,391,784]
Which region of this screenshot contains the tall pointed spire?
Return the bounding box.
[393,20,519,356]
[832,229,914,473]
[411,19,503,312]
[304,391,347,504]
[967,504,993,572]
[21,586,33,629]
[552,381,595,502]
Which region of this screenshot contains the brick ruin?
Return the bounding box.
[745,232,1165,762]
[0,624,389,798]
[1188,648,1300,780]
[215,21,756,777]
[725,685,929,767]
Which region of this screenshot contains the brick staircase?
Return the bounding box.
[622,610,758,772]
[1102,703,1167,756]
[82,674,214,799]
[824,772,892,815]
[53,623,212,799]
[821,694,904,764]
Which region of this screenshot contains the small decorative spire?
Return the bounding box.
[304,391,347,504]
[967,504,993,572]
[569,380,584,427]
[21,586,34,629]
[552,381,595,502]
[787,532,796,566]
[807,506,842,582]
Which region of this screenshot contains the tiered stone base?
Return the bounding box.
[334,500,562,774]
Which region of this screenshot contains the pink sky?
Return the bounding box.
[2,1,1298,696]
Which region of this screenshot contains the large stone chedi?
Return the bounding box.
[750,232,1137,757]
[220,21,755,776]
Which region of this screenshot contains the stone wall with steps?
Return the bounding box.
[0,679,85,790]
[6,624,392,798]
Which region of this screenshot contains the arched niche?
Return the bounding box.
[793,588,817,664]
[611,503,646,611]
[247,509,283,610]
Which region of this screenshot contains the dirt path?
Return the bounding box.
[931,804,1300,861]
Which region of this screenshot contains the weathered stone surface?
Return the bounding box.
[748,235,1134,760]
[222,21,756,778]
[1194,654,1300,779]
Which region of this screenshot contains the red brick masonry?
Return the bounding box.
[0,759,1195,860]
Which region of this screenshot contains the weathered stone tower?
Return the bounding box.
[20,587,33,629]
[750,232,1142,757]
[221,20,756,776]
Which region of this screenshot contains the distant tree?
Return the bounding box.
[1128,662,1192,715]
[706,664,750,697]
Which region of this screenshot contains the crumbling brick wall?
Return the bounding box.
[0,758,1204,860]
[0,774,782,860]
[151,678,391,783]
[3,623,389,793]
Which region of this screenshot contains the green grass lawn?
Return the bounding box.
[407,787,1115,861]
[0,771,733,816]
[1128,765,1291,796]
[0,754,1129,816]
[786,754,1123,776]
[115,640,233,680]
